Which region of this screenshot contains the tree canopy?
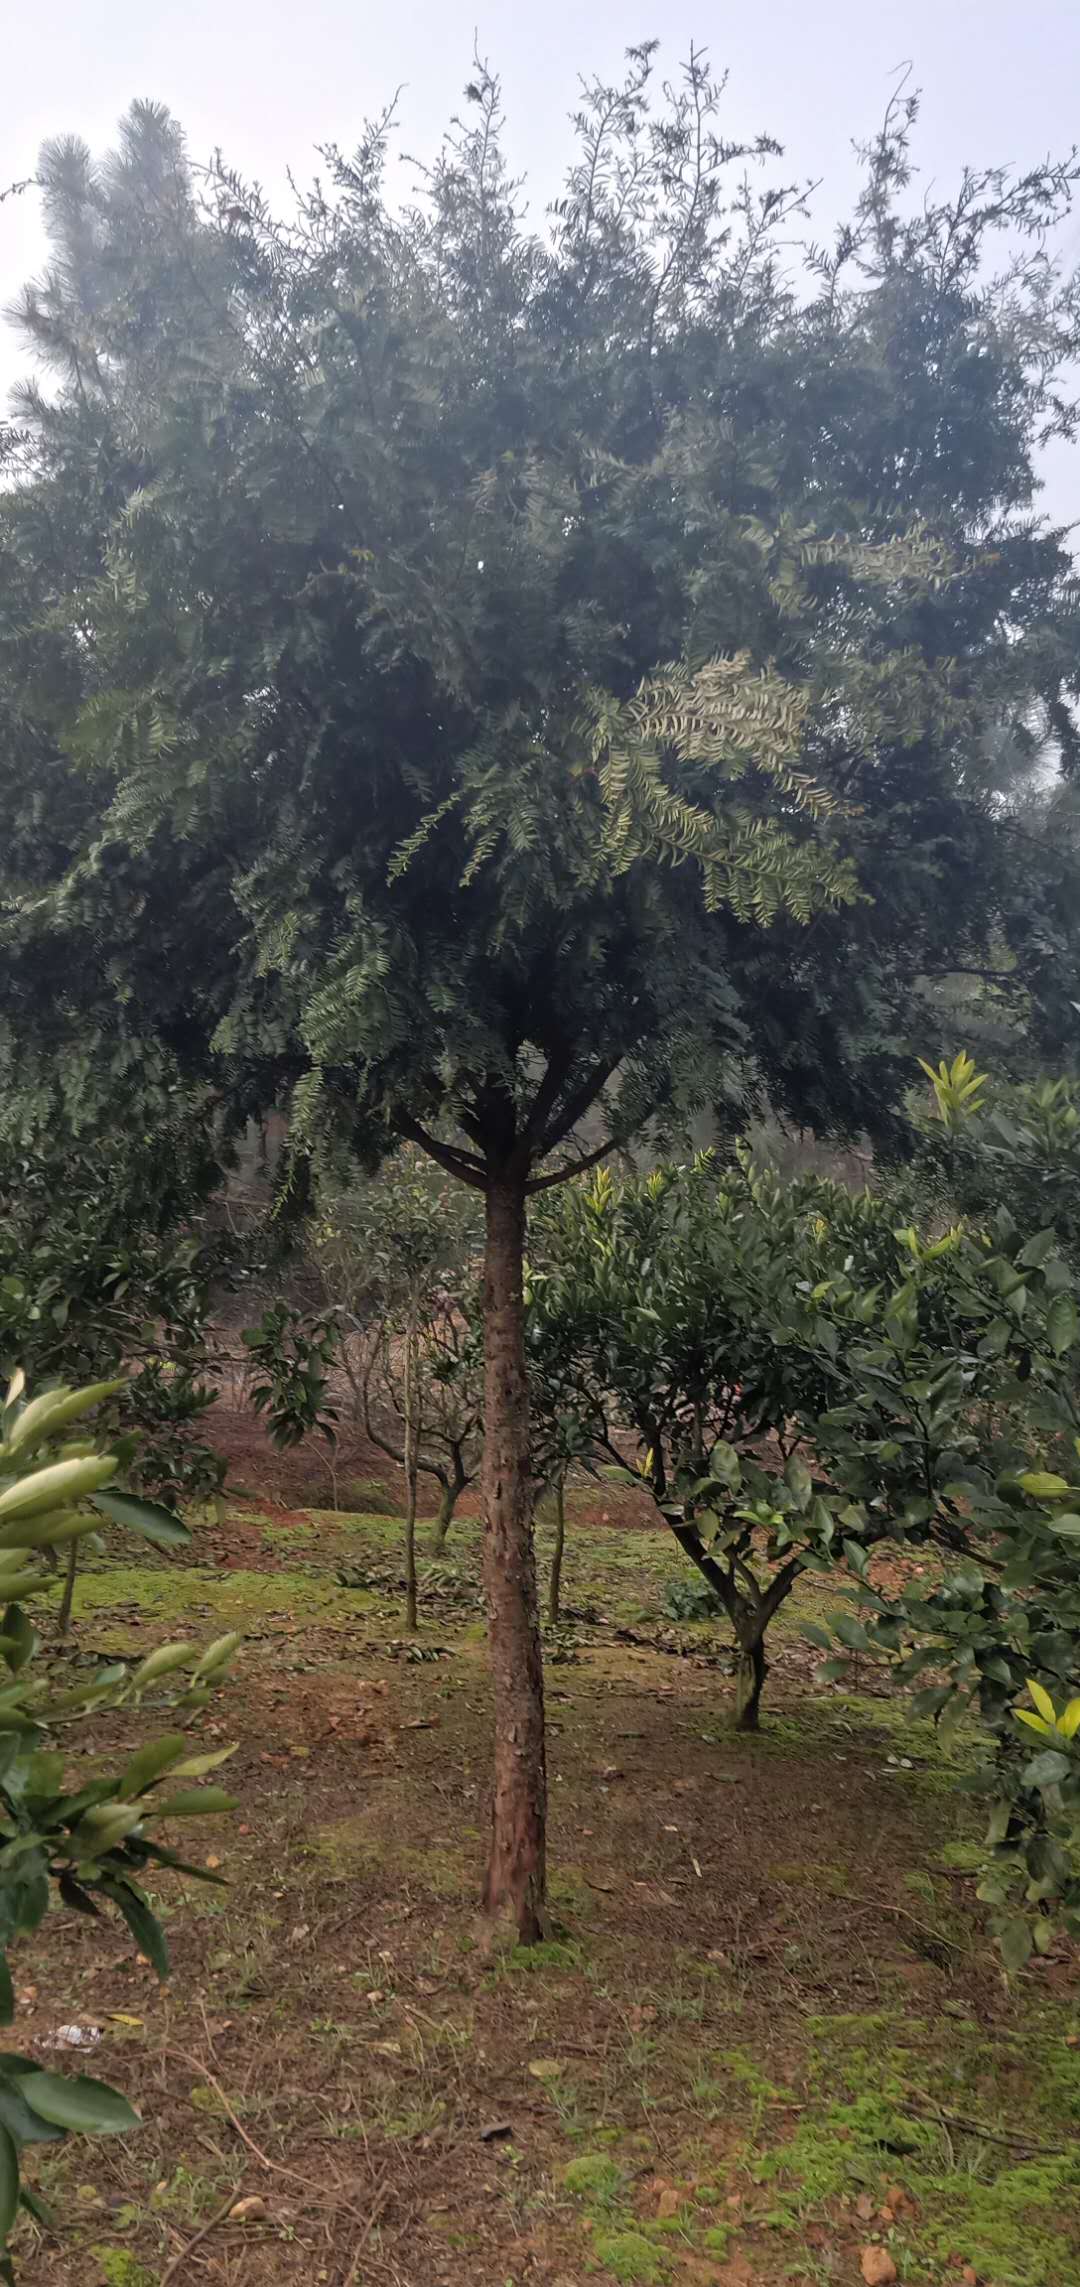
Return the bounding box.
[2,58,1080,1155]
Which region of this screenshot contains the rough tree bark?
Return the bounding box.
[663,1509,798,1730]
[734,1635,767,1730]
[429,1445,468,1552]
[403,1308,418,1633]
[547,1472,566,1626]
[480,1163,547,1941]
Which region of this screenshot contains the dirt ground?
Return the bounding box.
[12,1404,1080,2287]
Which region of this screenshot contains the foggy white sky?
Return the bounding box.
[4,0,1080,517]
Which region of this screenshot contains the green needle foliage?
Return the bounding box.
[3,49,1080,1932]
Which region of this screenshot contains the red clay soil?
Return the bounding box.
[206,1392,656,1529]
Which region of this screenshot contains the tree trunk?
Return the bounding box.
[430,1444,467,1552]
[734,1635,766,1731]
[58,1538,79,1637]
[481,1165,546,1941]
[547,1472,566,1626]
[430,1476,456,1553]
[403,1310,419,1633]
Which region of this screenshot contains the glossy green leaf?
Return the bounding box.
[998,1917,1033,1973]
[0,2067,63,2148]
[99,1880,169,1979]
[119,1734,188,1798]
[1022,1750,1072,1788]
[167,1744,237,1781]
[834,1615,871,1652]
[191,1634,241,1680]
[6,1382,124,1457]
[131,1643,196,1687]
[1018,1471,1073,1501]
[0,1456,116,1522]
[153,1786,238,1818]
[20,2071,139,2136]
[1046,1292,1078,1357]
[90,1490,190,1550]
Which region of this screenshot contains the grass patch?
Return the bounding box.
[505,1938,584,1975]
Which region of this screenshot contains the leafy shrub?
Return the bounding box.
[660,1577,722,1622]
[0,1132,228,1509]
[242,1302,338,1447]
[0,1369,238,2273]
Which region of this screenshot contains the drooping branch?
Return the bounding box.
[395,1117,488,1189]
[525,1136,617,1196]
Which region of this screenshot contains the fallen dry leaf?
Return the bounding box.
[860,2250,898,2287]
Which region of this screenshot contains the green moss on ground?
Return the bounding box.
[751,2007,1080,2287]
[65,1562,373,1634]
[563,2153,626,2206]
[91,2254,157,2287]
[591,2228,668,2283]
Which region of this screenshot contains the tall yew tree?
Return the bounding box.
[3,53,1080,1934]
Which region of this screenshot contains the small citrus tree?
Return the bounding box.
[529,1153,900,1722]
[806,1204,1080,1966]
